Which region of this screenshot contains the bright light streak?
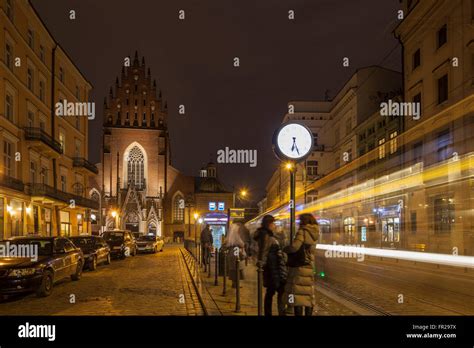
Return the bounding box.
[316,244,474,269]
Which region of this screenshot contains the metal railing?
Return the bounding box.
[28,183,99,209]
[23,127,63,154]
[73,157,99,174]
[0,174,24,192]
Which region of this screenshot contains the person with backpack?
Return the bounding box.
[283,213,319,316]
[254,215,288,316]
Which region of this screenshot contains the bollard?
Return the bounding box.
[235,255,241,313]
[197,242,201,266]
[207,247,211,278]
[222,249,227,295]
[257,260,263,316]
[214,248,219,286]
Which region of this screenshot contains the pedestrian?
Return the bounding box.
[283,213,319,316]
[235,221,251,261]
[200,224,213,268]
[224,223,246,288]
[254,215,288,316]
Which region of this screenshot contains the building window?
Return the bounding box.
[40,167,47,185]
[142,113,147,126]
[434,197,455,234]
[5,42,12,69]
[75,86,80,99]
[345,118,352,136]
[27,111,34,127]
[75,116,80,130]
[3,141,13,177]
[126,146,145,189]
[389,131,398,154]
[306,160,318,177]
[173,195,184,223]
[412,48,421,70]
[472,0,474,19]
[59,132,66,153]
[6,0,13,20]
[74,139,81,157]
[5,93,13,122]
[413,141,423,162]
[410,211,417,234]
[343,217,355,240]
[59,67,64,83]
[60,175,67,192]
[378,138,386,159]
[437,24,447,48]
[27,68,34,91]
[437,129,451,162]
[39,80,45,101]
[27,29,34,48]
[30,161,36,184]
[39,45,44,62]
[143,99,146,106]
[39,117,46,131]
[413,92,421,115]
[437,74,448,104]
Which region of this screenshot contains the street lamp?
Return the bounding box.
[111,210,118,230]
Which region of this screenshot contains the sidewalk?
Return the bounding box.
[180,248,261,315]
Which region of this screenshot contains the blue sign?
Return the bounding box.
[361,226,367,242]
[209,202,216,211]
[218,202,225,211]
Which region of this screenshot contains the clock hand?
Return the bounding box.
[291,137,300,155]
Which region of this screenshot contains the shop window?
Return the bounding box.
[410,211,417,234]
[434,197,455,234]
[382,217,400,243]
[343,217,355,239]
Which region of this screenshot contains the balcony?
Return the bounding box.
[73,157,99,174]
[23,127,63,157]
[0,174,25,192]
[28,183,99,210]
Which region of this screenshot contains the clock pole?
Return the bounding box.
[289,162,296,243]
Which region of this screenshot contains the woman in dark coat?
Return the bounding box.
[283,213,319,316]
[254,215,288,316]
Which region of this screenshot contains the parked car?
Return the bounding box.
[0,236,84,297]
[102,230,137,259]
[136,235,164,253]
[69,236,111,270]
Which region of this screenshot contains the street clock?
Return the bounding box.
[273,122,313,162]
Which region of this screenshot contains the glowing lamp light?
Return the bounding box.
[285,162,293,170]
[77,214,82,220]
[111,210,117,218]
[198,218,203,224]
[91,214,97,221]
[240,190,247,197]
[193,213,199,220]
[6,205,13,214]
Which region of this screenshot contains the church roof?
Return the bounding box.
[194,176,231,194]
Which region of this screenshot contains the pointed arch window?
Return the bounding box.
[173,194,184,223]
[126,146,145,189]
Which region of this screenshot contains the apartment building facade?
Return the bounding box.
[0,0,98,240]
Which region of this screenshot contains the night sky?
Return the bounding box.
[31,0,401,203]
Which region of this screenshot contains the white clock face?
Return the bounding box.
[276,123,313,160]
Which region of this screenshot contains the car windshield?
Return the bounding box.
[70,238,96,248]
[5,239,53,256]
[103,232,125,241]
[138,236,156,241]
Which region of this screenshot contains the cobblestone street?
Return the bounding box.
[0,245,203,316]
